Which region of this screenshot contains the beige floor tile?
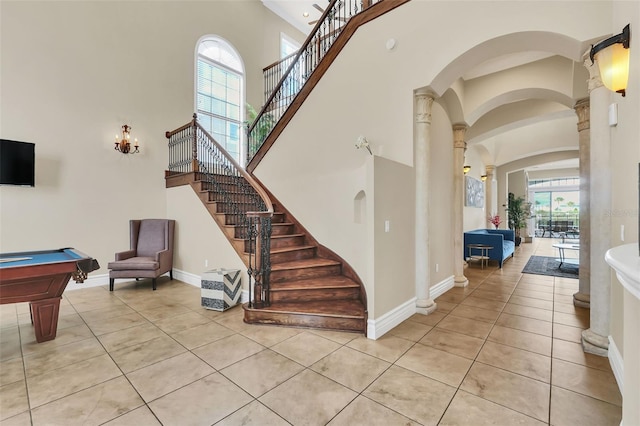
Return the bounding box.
[550,386,622,426]
[327,395,419,426]
[468,289,511,302]
[460,362,550,422]
[554,294,575,305]
[216,400,289,426]
[554,311,589,328]
[512,288,554,301]
[311,346,390,392]
[127,352,215,402]
[435,315,493,340]
[138,303,193,322]
[517,282,554,294]
[346,335,414,363]
[26,354,122,408]
[419,328,484,359]
[55,313,85,330]
[387,319,433,341]
[554,302,588,315]
[406,311,447,326]
[97,323,165,352]
[551,359,622,406]
[552,339,612,372]
[0,381,28,421]
[503,303,554,322]
[508,295,554,310]
[240,325,302,347]
[307,328,359,345]
[363,365,456,425]
[20,324,94,356]
[30,376,143,426]
[170,322,235,349]
[149,373,253,425]
[487,325,552,356]
[396,343,473,387]
[459,296,506,312]
[439,390,546,426]
[0,411,31,426]
[221,349,304,397]
[153,311,211,334]
[496,313,552,336]
[78,304,136,323]
[477,341,551,382]
[436,292,467,304]
[0,358,24,387]
[102,406,161,426]
[24,338,105,378]
[259,369,357,426]
[448,304,500,323]
[109,335,186,373]
[271,331,341,366]
[553,323,584,343]
[193,333,265,370]
[0,327,22,362]
[433,300,457,313]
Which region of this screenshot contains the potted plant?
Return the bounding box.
[506,193,531,246]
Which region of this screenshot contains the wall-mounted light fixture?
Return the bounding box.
[590,24,631,96]
[115,125,140,154]
[463,165,471,174]
[481,175,488,182]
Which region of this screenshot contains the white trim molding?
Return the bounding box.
[366,274,455,340]
[608,335,624,394]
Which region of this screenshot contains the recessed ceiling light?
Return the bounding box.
[303,11,309,17]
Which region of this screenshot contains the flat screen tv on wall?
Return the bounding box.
[0,139,35,186]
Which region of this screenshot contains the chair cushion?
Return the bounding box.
[136,220,168,258]
[107,257,159,271]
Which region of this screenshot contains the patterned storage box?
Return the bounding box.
[201,268,242,311]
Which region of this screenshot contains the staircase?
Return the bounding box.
[165,119,367,334]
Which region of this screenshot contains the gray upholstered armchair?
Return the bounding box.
[108,219,175,291]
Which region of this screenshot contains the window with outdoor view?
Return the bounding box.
[196,37,244,164]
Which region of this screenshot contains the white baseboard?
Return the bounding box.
[608,335,624,394]
[173,269,201,287]
[366,275,455,340]
[66,273,109,290]
[430,275,455,300]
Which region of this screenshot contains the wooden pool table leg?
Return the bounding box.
[30,297,61,343]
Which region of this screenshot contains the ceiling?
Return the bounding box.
[262,0,324,35]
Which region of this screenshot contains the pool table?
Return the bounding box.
[0,248,99,343]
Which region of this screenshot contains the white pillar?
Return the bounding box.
[452,124,469,287]
[581,55,611,356]
[574,98,590,308]
[485,165,496,217]
[414,90,437,315]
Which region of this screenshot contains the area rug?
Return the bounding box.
[522,255,579,278]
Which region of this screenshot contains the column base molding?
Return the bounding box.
[416,298,437,315]
[582,328,609,357]
[573,291,591,308]
[454,275,468,288]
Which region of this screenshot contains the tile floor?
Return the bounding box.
[0,239,622,425]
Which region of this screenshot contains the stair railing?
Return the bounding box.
[247,0,379,164]
[166,114,273,308]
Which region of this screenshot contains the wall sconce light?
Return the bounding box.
[355,135,372,155]
[590,24,630,96]
[463,165,471,174]
[481,175,487,182]
[114,125,140,154]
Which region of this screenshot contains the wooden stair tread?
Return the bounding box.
[270,245,315,254]
[271,258,341,271]
[247,299,365,318]
[270,276,359,291]
[271,233,304,239]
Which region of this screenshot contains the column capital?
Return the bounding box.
[583,52,604,93]
[574,98,590,132]
[415,91,435,124]
[452,124,467,149]
[485,165,496,176]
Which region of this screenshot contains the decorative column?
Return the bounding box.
[581,55,611,356]
[485,165,496,217]
[574,98,590,308]
[414,90,437,314]
[452,124,469,287]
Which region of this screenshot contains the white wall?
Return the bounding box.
[0,1,302,270]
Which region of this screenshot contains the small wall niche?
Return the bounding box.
[354,190,367,224]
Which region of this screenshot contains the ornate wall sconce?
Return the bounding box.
[355,135,372,155]
[590,24,631,96]
[481,175,488,182]
[463,165,471,174]
[115,125,140,154]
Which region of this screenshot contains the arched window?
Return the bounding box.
[196,36,244,164]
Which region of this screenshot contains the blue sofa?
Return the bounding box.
[464,229,515,268]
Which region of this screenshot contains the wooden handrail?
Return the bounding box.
[247,0,411,172]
